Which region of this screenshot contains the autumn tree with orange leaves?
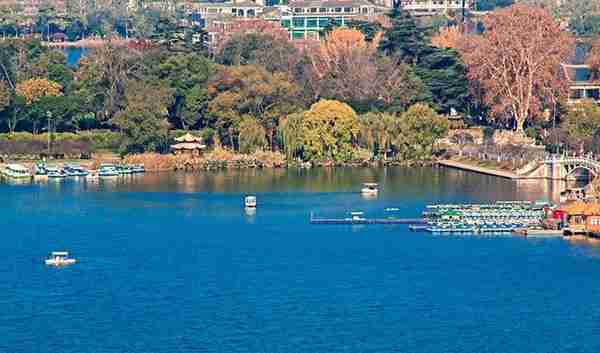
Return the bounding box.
[431,26,462,50]
[587,40,600,80]
[458,4,574,132]
[15,78,62,105]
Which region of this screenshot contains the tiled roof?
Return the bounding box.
[289,0,373,7]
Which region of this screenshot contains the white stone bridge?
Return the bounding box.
[518,155,600,180]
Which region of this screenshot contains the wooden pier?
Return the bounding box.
[310,215,425,225]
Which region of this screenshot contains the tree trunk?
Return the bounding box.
[515,117,525,134]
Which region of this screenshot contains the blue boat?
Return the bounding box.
[47,166,66,179]
[64,164,89,177]
[131,164,145,173]
[98,164,119,177]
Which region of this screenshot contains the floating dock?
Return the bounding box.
[310,215,425,225]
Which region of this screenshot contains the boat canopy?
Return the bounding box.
[363,183,378,186]
[7,164,29,171]
[51,251,69,256]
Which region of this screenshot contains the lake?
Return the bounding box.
[2,167,600,353]
[64,47,89,67]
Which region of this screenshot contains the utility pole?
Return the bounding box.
[46,111,52,156]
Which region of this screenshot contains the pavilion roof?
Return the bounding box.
[175,133,202,143]
[171,142,207,150]
[561,201,600,216]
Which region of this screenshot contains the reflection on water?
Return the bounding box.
[6,166,600,353]
[4,167,565,202]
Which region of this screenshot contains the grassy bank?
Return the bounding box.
[0,131,120,160]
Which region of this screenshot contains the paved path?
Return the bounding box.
[437,160,519,179]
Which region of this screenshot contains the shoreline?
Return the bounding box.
[42,38,131,48]
[437,159,520,179]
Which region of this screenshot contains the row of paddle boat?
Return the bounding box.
[421,200,550,234]
[35,163,145,179]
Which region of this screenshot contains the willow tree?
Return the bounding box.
[279,112,304,161]
[358,112,397,160]
[302,99,359,162]
[458,4,574,132]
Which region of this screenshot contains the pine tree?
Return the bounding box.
[379,8,427,64]
[379,9,469,114]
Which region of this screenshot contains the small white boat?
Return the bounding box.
[98,164,119,177]
[45,251,76,266]
[361,183,378,196]
[245,195,257,208]
[1,163,32,179]
[348,211,365,221]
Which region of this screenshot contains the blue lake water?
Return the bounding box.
[64,47,88,67]
[2,167,600,353]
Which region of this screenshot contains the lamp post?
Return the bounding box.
[46,111,52,156]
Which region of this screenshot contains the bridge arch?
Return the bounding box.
[564,165,597,179]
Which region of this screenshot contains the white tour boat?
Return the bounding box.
[245,195,257,208]
[361,183,379,196]
[45,251,76,266]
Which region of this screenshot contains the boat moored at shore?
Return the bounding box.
[1,164,32,179]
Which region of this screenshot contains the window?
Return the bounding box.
[293,17,305,27]
[318,17,329,27]
[319,7,326,12]
[310,7,317,12]
[334,7,342,12]
[292,31,305,40]
[306,18,318,27]
[361,7,368,13]
[343,7,352,12]
[281,19,291,28]
[294,7,303,12]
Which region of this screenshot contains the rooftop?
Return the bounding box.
[288,0,373,7]
[561,202,600,216]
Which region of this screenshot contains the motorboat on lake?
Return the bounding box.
[64,164,89,177]
[47,166,66,179]
[98,164,119,177]
[361,183,379,196]
[1,164,32,179]
[116,165,134,175]
[131,164,145,173]
[45,251,76,266]
[245,195,257,208]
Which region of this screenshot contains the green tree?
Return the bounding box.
[217,33,301,75]
[358,112,397,160]
[73,43,142,124]
[113,81,173,153]
[562,99,600,140]
[154,53,215,129]
[302,99,359,162]
[0,81,9,113]
[207,65,302,150]
[238,116,267,153]
[393,103,448,160]
[379,8,427,64]
[279,112,304,160]
[379,10,468,113]
[416,47,469,113]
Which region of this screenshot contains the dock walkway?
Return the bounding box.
[310,217,425,225]
[437,160,519,179]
